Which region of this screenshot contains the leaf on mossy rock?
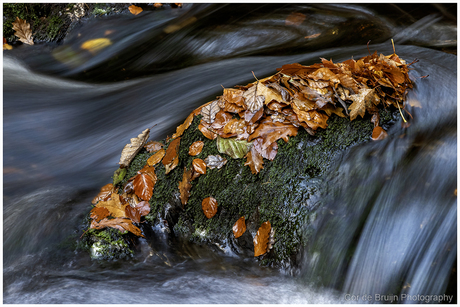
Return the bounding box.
[254,221,271,257]
[173,112,195,139]
[189,141,204,156]
[162,137,181,174]
[12,17,34,45]
[253,138,278,161]
[128,5,143,15]
[113,168,127,186]
[216,136,253,159]
[244,145,264,174]
[147,148,166,166]
[191,158,206,180]
[348,88,380,121]
[91,217,144,237]
[371,126,388,141]
[144,141,163,153]
[248,118,298,150]
[92,183,114,204]
[243,83,265,112]
[178,167,192,205]
[133,166,157,201]
[198,120,217,140]
[204,155,227,169]
[202,197,218,219]
[233,216,246,238]
[95,193,128,218]
[125,205,141,223]
[119,128,150,168]
[201,100,221,124]
[90,207,110,222]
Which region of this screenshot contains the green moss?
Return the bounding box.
[79,227,133,260]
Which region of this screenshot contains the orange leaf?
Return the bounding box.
[202,197,218,219]
[172,112,194,139]
[95,193,127,218]
[248,118,298,150]
[223,118,246,135]
[144,141,163,153]
[285,12,306,26]
[254,221,271,257]
[191,158,206,180]
[90,207,110,222]
[189,141,204,156]
[128,5,143,15]
[162,137,181,174]
[92,183,114,204]
[253,138,278,161]
[372,126,388,141]
[244,146,264,174]
[133,172,154,201]
[91,217,144,237]
[232,216,246,238]
[178,167,192,205]
[198,120,217,140]
[125,205,141,223]
[223,88,245,106]
[147,148,166,166]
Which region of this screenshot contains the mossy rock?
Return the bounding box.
[82,106,399,267]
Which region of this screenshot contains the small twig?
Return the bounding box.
[396,102,407,123]
[391,38,396,54]
[367,40,371,55]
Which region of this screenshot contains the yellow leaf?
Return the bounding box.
[95,193,128,218]
[12,17,34,45]
[81,38,112,54]
[348,88,380,121]
[3,43,13,50]
[128,5,143,15]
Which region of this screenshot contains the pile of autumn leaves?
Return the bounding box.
[89,50,412,257]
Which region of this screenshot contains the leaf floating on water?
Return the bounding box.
[178,167,192,205]
[254,221,271,257]
[81,38,112,54]
[91,217,144,237]
[244,146,264,174]
[173,112,195,139]
[147,148,166,167]
[128,5,143,15]
[216,136,253,159]
[233,216,246,238]
[119,128,150,168]
[92,183,114,204]
[201,100,221,124]
[3,38,12,50]
[285,12,306,26]
[95,193,128,218]
[90,207,110,222]
[144,141,163,153]
[202,197,218,219]
[204,155,227,169]
[243,83,265,112]
[12,17,34,45]
[371,126,388,141]
[189,141,204,156]
[162,137,181,174]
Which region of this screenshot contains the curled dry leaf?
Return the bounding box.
[95,193,127,218]
[12,17,34,45]
[189,141,204,156]
[178,167,192,205]
[144,141,163,153]
[90,207,110,222]
[162,137,181,174]
[254,221,271,257]
[91,217,144,237]
[232,216,246,238]
[128,5,143,15]
[173,112,195,139]
[92,183,114,204]
[204,155,227,169]
[243,83,265,112]
[201,100,221,124]
[147,148,166,166]
[371,126,388,141]
[202,197,218,219]
[119,128,150,168]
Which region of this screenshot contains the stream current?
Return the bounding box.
[3,4,457,304]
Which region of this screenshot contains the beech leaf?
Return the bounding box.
[128,5,143,15]
[244,146,264,174]
[243,83,265,112]
[216,136,253,159]
[253,138,278,161]
[95,193,128,218]
[133,171,155,201]
[189,141,204,156]
[90,207,110,222]
[248,118,298,150]
[201,100,221,123]
[125,205,141,223]
[12,17,34,45]
[144,141,163,153]
[162,137,181,174]
[91,217,144,237]
[371,126,388,141]
[202,197,218,219]
[178,167,192,205]
[192,158,206,176]
[119,128,150,168]
[233,216,246,238]
[92,183,114,204]
[173,112,194,139]
[198,121,217,140]
[254,221,271,257]
[147,148,166,167]
[204,155,227,169]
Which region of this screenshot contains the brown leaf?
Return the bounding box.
[204,155,227,169]
[198,120,217,140]
[242,108,264,124]
[91,217,144,237]
[90,207,110,222]
[348,88,380,121]
[201,100,221,123]
[210,110,233,130]
[292,105,329,130]
[92,183,114,204]
[178,167,192,205]
[125,205,141,223]
[162,137,181,174]
[202,197,218,219]
[254,221,271,257]
[119,128,150,168]
[189,141,204,156]
[243,83,265,112]
[248,118,298,150]
[308,67,340,83]
[244,145,264,174]
[12,17,34,45]
[256,82,285,104]
[223,88,245,106]
[223,118,246,135]
[128,5,143,15]
[253,138,278,161]
[95,193,127,218]
[172,112,194,139]
[133,172,154,201]
[192,158,206,177]
[232,216,246,238]
[147,148,166,166]
[371,126,388,141]
[285,12,306,26]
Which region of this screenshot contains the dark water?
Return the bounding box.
[3,4,457,303]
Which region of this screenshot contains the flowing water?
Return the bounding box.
[3,4,457,304]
